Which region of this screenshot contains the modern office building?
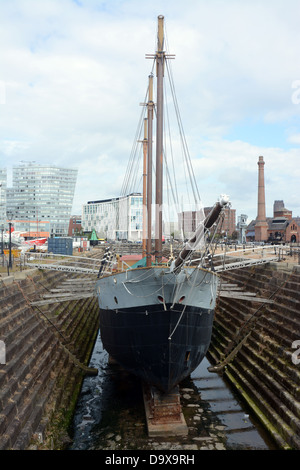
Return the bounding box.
[82,193,143,241]
[7,163,77,237]
[82,197,119,240]
[118,193,143,241]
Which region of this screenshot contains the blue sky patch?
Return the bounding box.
[225,118,290,150]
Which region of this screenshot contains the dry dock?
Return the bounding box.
[0,248,299,449]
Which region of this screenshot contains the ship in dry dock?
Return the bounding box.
[95,15,229,393]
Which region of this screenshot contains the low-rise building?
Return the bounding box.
[246,200,300,243]
[68,215,82,237]
[177,206,236,240]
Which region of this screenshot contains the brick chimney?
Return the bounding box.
[255,156,268,242]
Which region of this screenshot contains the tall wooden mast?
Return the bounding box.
[145,16,174,265]
[142,117,147,258]
[155,14,165,264]
[146,74,154,267]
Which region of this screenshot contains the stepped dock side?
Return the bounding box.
[208,262,300,450]
[0,262,100,450]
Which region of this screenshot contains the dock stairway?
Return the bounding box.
[208,264,300,450]
[0,268,100,450]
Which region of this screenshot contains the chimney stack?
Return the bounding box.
[255,156,268,242]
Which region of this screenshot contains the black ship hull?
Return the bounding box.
[99,302,214,393]
[96,266,219,392]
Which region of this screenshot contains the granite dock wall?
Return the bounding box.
[208,262,300,450]
[1,257,299,450]
[0,267,99,450]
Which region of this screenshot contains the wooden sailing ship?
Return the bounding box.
[96,15,229,393]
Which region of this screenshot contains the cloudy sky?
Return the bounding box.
[1,0,300,223]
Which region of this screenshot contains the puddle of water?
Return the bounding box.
[226,429,269,450]
[70,332,109,450]
[191,358,277,450]
[69,331,277,450]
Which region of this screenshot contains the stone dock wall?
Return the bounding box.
[208,262,300,450]
[0,267,99,450]
[1,258,299,450]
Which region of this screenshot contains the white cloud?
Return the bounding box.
[287,133,300,145]
[190,139,300,220]
[0,0,300,224]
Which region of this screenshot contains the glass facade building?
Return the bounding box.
[82,197,119,240]
[82,193,143,241]
[7,163,77,237]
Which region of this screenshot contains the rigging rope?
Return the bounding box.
[165,59,201,205]
[120,105,146,197]
[119,41,202,235]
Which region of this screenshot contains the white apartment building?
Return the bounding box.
[6,162,77,237]
[82,193,143,241]
[82,197,118,240]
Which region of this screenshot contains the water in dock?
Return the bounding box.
[69,330,277,451]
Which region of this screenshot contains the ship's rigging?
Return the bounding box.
[93,15,231,394]
[120,17,204,254]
